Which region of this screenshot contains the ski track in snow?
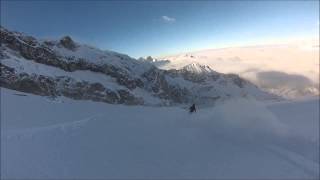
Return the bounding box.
[4,114,102,140]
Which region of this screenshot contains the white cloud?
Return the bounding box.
[162,15,176,23]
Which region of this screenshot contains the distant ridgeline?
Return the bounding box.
[0,27,278,106]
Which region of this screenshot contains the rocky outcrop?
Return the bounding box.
[223,74,248,88]
[0,27,143,90]
[0,64,143,105]
[59,36,77,51]
[142,67,190,103]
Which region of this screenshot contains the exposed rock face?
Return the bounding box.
[0,27,143,90]
[224,74,247,88]
[0,64,142,105]
[142,67,190,103]
[1,28,65,68]
[1,27,275,105]
[59,36,77,50]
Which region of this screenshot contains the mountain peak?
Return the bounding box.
[59,36,77,50]
[182,62,214,74]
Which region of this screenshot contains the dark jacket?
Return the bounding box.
[189,104,196,113]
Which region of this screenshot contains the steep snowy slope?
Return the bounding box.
[1,27,277,105]
[1,87,319,179]
[155,40,319,99]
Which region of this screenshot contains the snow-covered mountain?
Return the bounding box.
[155,41,320,99]
[0,27,278,105]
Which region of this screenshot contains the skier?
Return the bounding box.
[189,103,196,113]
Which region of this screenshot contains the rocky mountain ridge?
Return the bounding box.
[0,27,277,105]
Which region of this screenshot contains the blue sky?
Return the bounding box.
[1,0,319,57]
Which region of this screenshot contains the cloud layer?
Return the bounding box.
[256,71,313,90]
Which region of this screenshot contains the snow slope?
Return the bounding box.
[1,87,319,179]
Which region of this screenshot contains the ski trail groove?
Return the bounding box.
[4,114,103,139]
